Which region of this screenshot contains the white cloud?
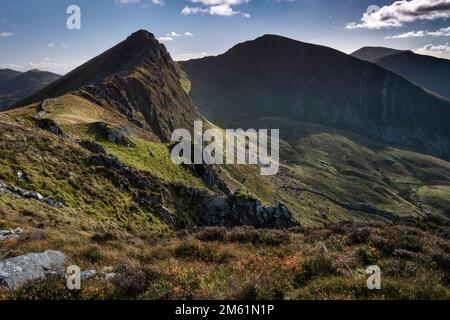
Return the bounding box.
[209,4,239,16]
[115,0,141,4]
[181,0,250,17]
[48,43,55,47]
[158,36,174,41]
[182,6,209,14]
[190,0,248,5]
[116,0,165,6]
[0,32,13,37]
[168,31,181,37]
[416,43,450,56]
[346,0,450,29]
[386,26,450,38]
[158,31,195,42]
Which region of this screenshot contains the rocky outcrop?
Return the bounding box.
[36,118,66,138]
[0,251,65,290]
[91,153,297,230]
[185,189,299,229]
[0,180,65,207]
[94,122,135,147]
[36,99,48,117]
[77,139,106,154]
[0,228,23,242]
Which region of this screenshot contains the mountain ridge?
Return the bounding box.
[0,69,60,109]
[13,30,201,142]
[181,34,450,161]
[352,46,450,100]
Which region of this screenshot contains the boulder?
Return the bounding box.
[0,251,66,290]
[94,122,135,147]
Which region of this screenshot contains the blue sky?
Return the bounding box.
[1,0,450,74]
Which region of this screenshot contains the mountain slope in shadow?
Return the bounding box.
[0,69,60,109]
[181,35,450,160]
[353,46,450,100]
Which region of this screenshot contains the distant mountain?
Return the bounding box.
[352,47,450,100]
[0,69,22,86]
[15,30,200,141]
[0,69,60,109]
[351,47,407,63]
[181,35,450,161]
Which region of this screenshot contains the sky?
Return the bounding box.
[1,0,450,74]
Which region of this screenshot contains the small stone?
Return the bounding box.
[104,273,117,281]
[16,171,24,181]
[81,270,97,281]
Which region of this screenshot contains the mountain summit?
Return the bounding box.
[181,34,450,160]
[16,30,200,141]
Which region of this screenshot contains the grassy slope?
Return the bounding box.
[2,96,450,230]
[220,117,450,226]
[1,94,450,300]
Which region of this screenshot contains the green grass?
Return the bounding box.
[101,138,206,189]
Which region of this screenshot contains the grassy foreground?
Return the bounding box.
[1,215,449,300]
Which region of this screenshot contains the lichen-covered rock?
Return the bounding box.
[0,251,66,290]
[0,228,23,242]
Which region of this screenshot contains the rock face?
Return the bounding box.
[186,190,299,229]
[0,251,65,290]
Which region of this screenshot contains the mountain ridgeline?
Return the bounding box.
[16,30,201,142]
[0,69,60,109]
[181,35,450,161]
[352,46,450,100]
